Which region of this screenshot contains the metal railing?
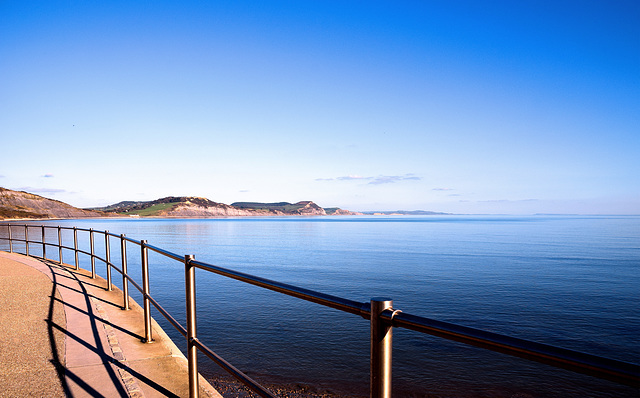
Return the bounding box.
[1,223,638,397]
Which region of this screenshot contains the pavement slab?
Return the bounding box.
[0,251,222,398]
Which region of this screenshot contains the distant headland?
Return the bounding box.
[360,210,450,215]
[88,197,360,217]
[0,187,449,220]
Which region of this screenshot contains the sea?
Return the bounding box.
[1,215,638,397]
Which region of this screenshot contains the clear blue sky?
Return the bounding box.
[1,1,638,214]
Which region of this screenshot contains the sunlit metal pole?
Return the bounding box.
[57,226,63,264]
[42,226,46,259]
[121,234,129,310]
[73,227,79,270]
[89,228,96,278]
[371,298,393,398]
[105,231,112,291]
[141,240,153,343]
[24,225,29,256]
[8,224,12,253]
[185,254,199,398]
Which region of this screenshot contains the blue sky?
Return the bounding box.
[1,1,638,214]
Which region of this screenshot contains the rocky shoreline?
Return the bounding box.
[206,374,360,398]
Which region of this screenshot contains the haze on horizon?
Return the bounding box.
[1,1,638,215]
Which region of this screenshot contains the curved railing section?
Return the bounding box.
[1,223,638,397]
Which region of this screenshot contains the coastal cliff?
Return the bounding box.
[0,187,360,219]
[0,188,105,219]
[231,201,332,216]
[94,197,360,217]
[95,196,260,217]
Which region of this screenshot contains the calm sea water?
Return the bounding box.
[2,215,639,397]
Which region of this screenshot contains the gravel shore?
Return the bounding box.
[207,375,358,398]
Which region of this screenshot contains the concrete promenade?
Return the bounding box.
[0,251,222,398]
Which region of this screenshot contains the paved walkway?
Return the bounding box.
[0,251,222,398]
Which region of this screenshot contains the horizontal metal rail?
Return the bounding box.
[0,223,638,397]
[144,242,184,262]
[384,310,639,387]
[125,274,145,299]
[193,337,276,398]
[148,293,188,337]
[192,260,369,317]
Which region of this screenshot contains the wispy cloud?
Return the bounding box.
[433,187,454,191]
[338,175,369,181]
[42,173,54,178]
[317,174,421,185]
[477,199,538,203]
[316,175,372,182]
[368,174,421,185]
[18,186,66,194]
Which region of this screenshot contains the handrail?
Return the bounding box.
[192,259,369,317]
[384,311,639,387]
[0,223,638,397]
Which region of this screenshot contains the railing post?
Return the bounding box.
[371,298,393,398]
[185,254,199,398]
[121,234,129,310]
[58,226,63,264]
[42,226,46,260]
[8,224,12,253]
[141,240,153,343]
[89,228,96,279]
[73,227,79,270]
[105,231,112,291]
[24,225,29,256]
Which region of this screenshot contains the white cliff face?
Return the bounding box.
[161,204,316,217]
[143,199,362,217]
[329,208,362,215]
[155,201,333,217]
[161,204,260,217]
[293,201,327,216]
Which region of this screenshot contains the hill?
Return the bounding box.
[90,196,255,217]
[231,201,343,216]
[0,187,361,219]
[0,187,106,219]
[231,201,361,215]
[93,198,360,217]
